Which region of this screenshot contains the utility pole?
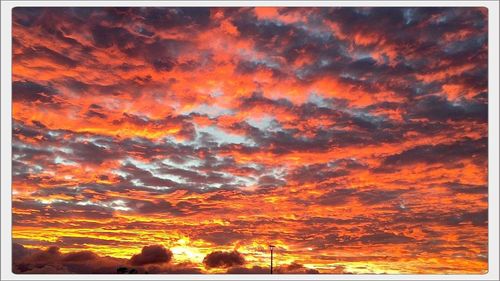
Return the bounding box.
[269,245,275,274]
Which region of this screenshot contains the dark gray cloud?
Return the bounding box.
[356,189,408,205]
[227,265,269,274]
[203,251,245,268]
[12,244,128,274]
[316,188,356,206]
[382,137,487,167]
[195,228,248,246]
[130,245,173,266]
[358,232,415,244]
[12,80,58,103]
[444,182,487,194]
[406,95,487,122]
[275,262,320,274]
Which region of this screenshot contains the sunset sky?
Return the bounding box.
[12,7,488,274]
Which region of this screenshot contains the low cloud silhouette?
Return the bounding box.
[12,243,127,274]
[203,250,245,268]
[144,262,202,274]
[227,262,321,274]
[275,262,320,274]
[130,245,173,266]
[13,243,180,274]
[227,265,268,274]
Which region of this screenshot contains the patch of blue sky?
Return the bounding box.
[13,143,58,160]
[296,23,333,42]
[199,183,223,190]
[131,179,143,186]
[127,157,155,171]
[130,177,174,191]
[161,157,203,170]
[295,67,310,80]
[217,170,257,188]
[47,131,61,137]
[246,162,263,170]
[352,52,375,61]
[58,147,74,154]
[54,156,78,166]
[237,50,282,71]
[246,115,277,131]
[28,164,44,173]
[141,185,173,191]
[339,72,359,80]
[269,166,288,179]
[154,173,186,184]
[73,136,111,149]
[256,58,281,69]
[403,8,415,25]
[127,157,188,184]
[307,92,331,108]
[352,110,387,125]
[76,199,131,211]
[233,175,258,188]
[196,125,255,146]
[184,103,233,118]
[319,58,330,67]
[112,169,129,178]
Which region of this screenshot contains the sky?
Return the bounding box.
[11,7,488,274]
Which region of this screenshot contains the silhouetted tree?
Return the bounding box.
[117,267,128,274]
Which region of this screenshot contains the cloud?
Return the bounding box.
[358,232,415,244]
[193,227,249,246]
[316,188,356,206]
[129,199,186,216]
[445,209,488,227]
[130,245,173,266]
[12,80,58,103]
[22,264,72,274]
[25,45,79,68]
[356,189,408,205]
[62,251,99,262]
[382,137,487,167]
[12,244,128,274]
[227,263,322,274]
[13,244,189,274]
[275,262,320,274]
[203,251,246,268]
[406,95,487,122]
[289,162,352,185]
[227,265,269,274]
[144,262,203,274]
[444,182,487,194]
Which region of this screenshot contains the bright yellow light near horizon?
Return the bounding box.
[177,237,190,245]
[343,261,403,274]
[170,245,208,263]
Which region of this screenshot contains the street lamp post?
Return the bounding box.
[269,245,275,274]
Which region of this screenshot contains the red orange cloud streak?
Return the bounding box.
[12,7,488,274]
